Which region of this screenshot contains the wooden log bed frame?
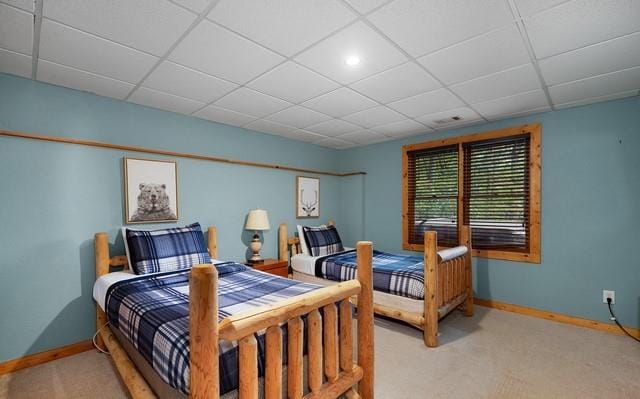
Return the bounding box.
[279,222,473,348]
[94,226,375,399]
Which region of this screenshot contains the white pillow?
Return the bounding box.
[121,227,132,269]
[296,225,308,256]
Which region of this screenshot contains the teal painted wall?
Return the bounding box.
[338,96,640,330]
[1,72,638,363]
[0,74,341,362]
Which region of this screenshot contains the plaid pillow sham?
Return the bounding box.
[125,222,211,275]
[302,225,344,257]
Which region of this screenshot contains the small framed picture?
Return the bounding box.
[296,176,320,218]
[124,157,178,224]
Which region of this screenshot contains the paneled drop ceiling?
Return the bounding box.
[1,0,639,149]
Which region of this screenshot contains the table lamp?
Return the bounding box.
[245,209,270,263]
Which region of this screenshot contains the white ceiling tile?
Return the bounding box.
[247,62,338,103]
[313,137,355,149]
[39,19,158,84]
[513,0,566,16]
[128,87,206,114]
[1,0,34,12]
[350,62,441,103]
[171,0,210,13]
[539,32,640,86]
[0,48,31,78]
[0,3,32,55]
[368,0,513,57]
[370,119,429,137]
[305,119,361,136]
[342,106,405,128]
[193,105,257,126]
[169,20,284,84]
[450,64,541,104]
[244,119,300,136]
[487,106,551,121]
[266,128,329,143]
[265,106,332,128]
[143,61,237,103]
[387,88,464,118]
[214,88,292,118]
[343,0,389,14]
[295,21,407,84]
[415,107,483,129]
[418,24,530,85]
[548,66,640,105]
[554,89,639,110]
[472,90,549,120]
[43,0,196,56]
[302,87,377,117]
[337,129,390,145]
[208,0,355,56]
[525,0,640,58]
[37,60,134,100]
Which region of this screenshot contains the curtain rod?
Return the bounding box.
[0,130,366,177]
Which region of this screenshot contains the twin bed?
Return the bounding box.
[279,222,473,348]
[93,224,374,399]
[93,221,473,398]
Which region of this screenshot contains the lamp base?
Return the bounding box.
[248,233,263,263]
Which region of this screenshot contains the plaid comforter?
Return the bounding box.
[105,263,320,395]
[315,250,425,300]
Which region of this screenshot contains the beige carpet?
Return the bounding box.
[1,307,638,398]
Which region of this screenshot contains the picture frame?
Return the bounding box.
[296,176,320,218]
[124,157,179,224]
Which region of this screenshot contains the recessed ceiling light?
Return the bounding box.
[345,55,361,66]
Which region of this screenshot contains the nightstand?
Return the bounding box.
[245,258,289,278]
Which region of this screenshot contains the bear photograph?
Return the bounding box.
[124,158,178,223]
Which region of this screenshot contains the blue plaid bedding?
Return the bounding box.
[315,250,425,300]
[125,223,210,275]
[105,263,320,395]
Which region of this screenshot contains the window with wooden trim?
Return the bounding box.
[402,124,541,263]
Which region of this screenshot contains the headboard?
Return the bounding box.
[94,225,218,277]
[278,220,334,262]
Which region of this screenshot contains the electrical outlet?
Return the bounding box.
[603,290,615,304]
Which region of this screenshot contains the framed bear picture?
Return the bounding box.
[124,157,179,224]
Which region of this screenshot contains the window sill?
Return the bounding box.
[403,243,540,264]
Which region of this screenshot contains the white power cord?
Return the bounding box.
[93,322,111,355]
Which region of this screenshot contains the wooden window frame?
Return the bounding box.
[402,123,541,263]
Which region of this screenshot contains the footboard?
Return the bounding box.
[190,241,374,399]
[424,226,473,347]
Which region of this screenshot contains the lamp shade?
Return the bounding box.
[245,209,270,231]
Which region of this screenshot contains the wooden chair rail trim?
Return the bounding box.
[218,281,361,341]
[0,130,365,177]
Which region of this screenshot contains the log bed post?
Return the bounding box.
[190,264,219,399]
[460,226,473,317]
[357,241,374,399]
[424,231,439,348]
[207,226,218,259]
[278,223,288,262]
[94,232,110,349]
